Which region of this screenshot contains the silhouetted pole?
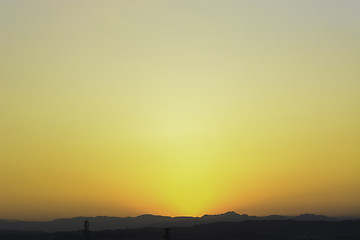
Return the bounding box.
[164,227,170,240]
[84,219,90,240]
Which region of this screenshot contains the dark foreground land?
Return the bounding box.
[1,220,359,240]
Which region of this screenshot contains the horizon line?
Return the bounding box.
[3,211,360,222]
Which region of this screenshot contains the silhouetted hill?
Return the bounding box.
[263,215,289,220]
[293,214,335,221]
[0,212,358,232]
[201,211,250,222]
[1,220,360,240]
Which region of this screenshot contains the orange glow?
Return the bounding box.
[0,0,360,220]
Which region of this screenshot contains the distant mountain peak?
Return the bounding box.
[0,212,354,232]
[201,211,240,218]
[224,211,239,215]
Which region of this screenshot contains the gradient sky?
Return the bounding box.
[0,0,360,221]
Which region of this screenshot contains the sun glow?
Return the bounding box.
[1,0,360,220]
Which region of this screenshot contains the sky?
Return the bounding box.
[0,0,360,221]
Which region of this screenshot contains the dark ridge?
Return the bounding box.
[0,212,358,232]
[1,220,360,240]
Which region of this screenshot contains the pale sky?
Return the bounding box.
[0,0,360,220]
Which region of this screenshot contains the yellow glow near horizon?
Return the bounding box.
[0,0,360,220]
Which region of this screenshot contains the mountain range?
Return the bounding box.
[0,212,358,232]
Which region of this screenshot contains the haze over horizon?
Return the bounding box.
[1,0,360,221]
[2,211,359,223]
